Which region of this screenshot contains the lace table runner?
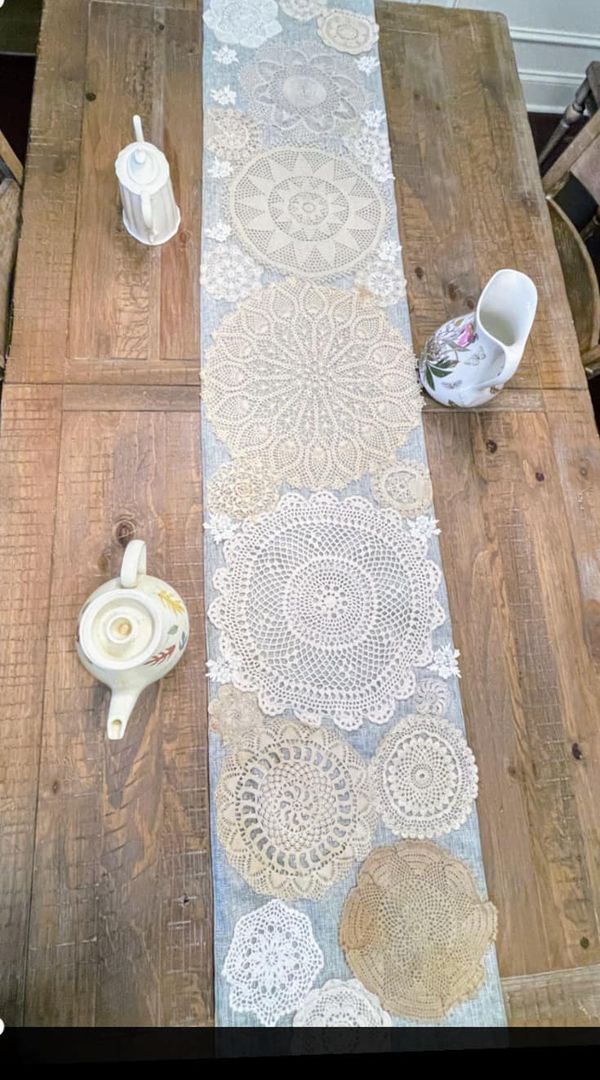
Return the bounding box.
[201,0,506,1028]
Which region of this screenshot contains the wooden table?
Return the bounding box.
[1,0,599,1028]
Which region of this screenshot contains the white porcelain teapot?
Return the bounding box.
[76,540,189,740]
[115,115,180,246]
[419,269,538,408]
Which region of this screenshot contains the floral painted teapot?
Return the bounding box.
[76,540,189,740]
[419,269,538,408]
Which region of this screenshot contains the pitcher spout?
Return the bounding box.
[107,689,140,740]
[476,268,538,388]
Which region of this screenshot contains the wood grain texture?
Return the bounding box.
[503,964,600,1027]
[25,409,211,1026]
[0,0,212,1026]
[378,1,600,1021]
[0,386,63,1024]
[9,0,200,385]
[376,1,585,393]
[0,178,20,358]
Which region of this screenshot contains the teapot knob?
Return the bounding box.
[120,539,147,589]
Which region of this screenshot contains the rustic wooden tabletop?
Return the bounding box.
[0,0,599,1028]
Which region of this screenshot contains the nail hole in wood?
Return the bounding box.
[572,742,583,760]
[535,471,544,482]
[486,440,497,454]
[86,91,96,102]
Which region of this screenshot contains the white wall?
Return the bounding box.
[399,0,600,113]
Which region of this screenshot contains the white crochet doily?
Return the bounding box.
[240,38,370,139]
[223,898,323,1026]
[227,145,387,279]
[280,0,328,20]
[202,279,422,491]
[203,0,282,50]
[317,9,379,55]
[216,720,376,899]
[371,714,479,838]
[209,492,446,729]
[293,979,392,1027]
[413,677,451,716]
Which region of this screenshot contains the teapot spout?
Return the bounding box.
[107,689,140,740]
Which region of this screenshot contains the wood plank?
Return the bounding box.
[503,964,600,1027]
[0,178,20,358]
[0,385,63,1025]
[69,1,158,363]
[63,384,200,411]
[422,407,600,977]
[24,408,212,1026]
[376,1,585,393]
[7,0,88,383]
[160,5,201,362]
[378,1,600,990]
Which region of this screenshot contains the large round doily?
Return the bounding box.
[202,279,422,491]
[227,145,386,279]
[216,720,376,899]
[340,840,498,1020]
[208,492,445,729]
[240,38,370,139]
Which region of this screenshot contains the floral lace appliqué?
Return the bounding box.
[213,45,238,65]
[216,720,376,899]
[210,85,237,106]
[203,512,239,545]
[223,898,324,1026]
[371,714,479,838]
[317,9,379,55]
[200,242,263,304]
[202,279,422,491]
[355,254,406,307]
[206,108,262,165]
[429,645,461,680]
[241,39,370,139]
[355,54,379,75]
[208,492,446,729]
[227,145,387,279]
[340,840,497,1020]
[293,979,392,1027]
[203,0,282,49]
[370,458,433,517]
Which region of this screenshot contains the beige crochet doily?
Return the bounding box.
[339,840,497,1021]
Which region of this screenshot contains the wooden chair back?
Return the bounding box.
[0,130,22,364]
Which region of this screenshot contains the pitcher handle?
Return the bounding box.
[120,539,147,589]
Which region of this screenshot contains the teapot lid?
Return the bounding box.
[79,589,163,671]
[115,115,170,194]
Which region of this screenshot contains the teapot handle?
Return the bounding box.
[120,539,147,589]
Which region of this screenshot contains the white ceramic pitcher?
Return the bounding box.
[419,269,538,408]
[115,115,180,246]
[76,540,189,740]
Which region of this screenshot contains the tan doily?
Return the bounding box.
[202,280,422,493]
[209,684,265,745]
[207,457,280,520]
[339,840,497,1020]
[370,458,433,517]
[216,720,376,900]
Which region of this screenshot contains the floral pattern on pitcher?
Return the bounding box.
[419,314,486,392]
